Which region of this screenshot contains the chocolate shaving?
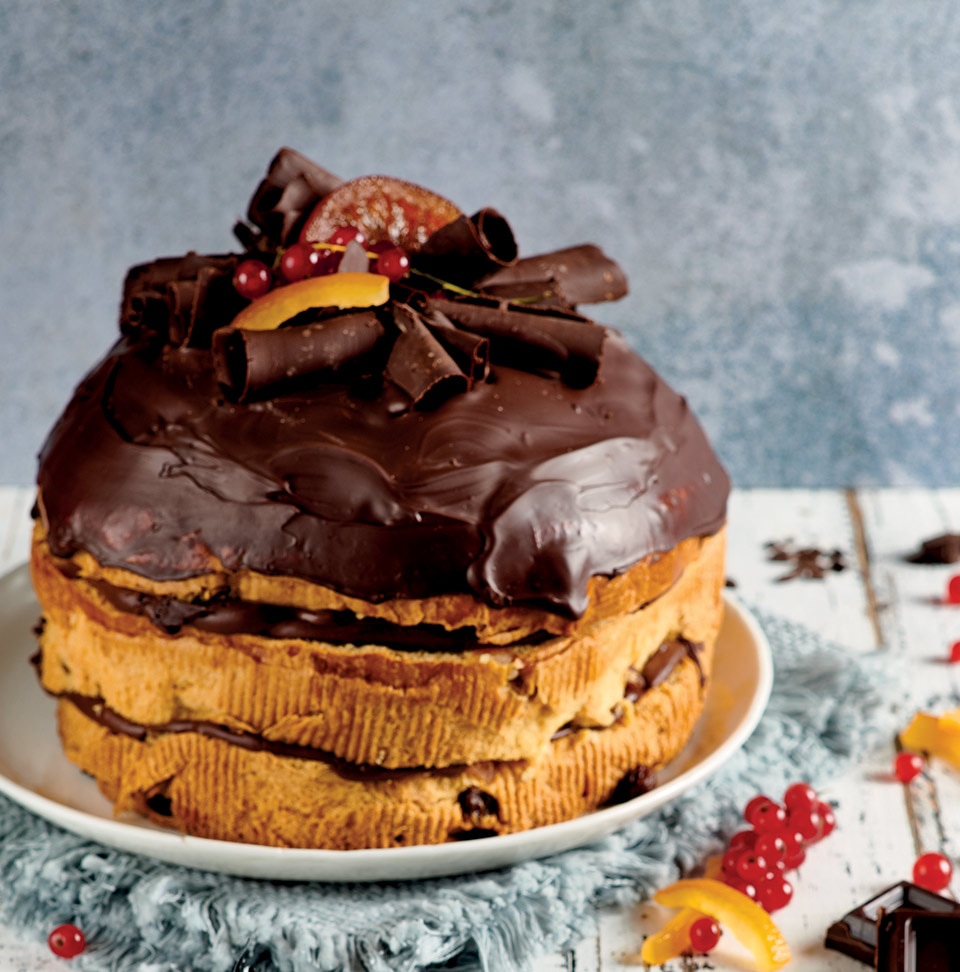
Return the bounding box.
[766,540,847,581]
[414,208,518,286]
[477,244,628,308]
[907,533,960,564]
[244,147,344,248]
[212,310,385,402]
[385,304,468,407]
[420,306,489,383]
[430,296,605,387]
[121,253,243,348]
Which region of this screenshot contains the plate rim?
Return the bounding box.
[0,562,772,882]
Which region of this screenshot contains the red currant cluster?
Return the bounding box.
[718,781,835,914]
[233,226,411,300]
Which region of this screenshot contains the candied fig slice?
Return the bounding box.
[299,175,462,252]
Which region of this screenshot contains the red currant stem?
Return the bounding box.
[407,268,479,297]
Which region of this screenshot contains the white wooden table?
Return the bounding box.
[1,486,958,971]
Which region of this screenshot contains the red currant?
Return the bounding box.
[278,242,321,282]
[374,245,410,282]
[728,829,757,852]
[735,852,771,883]
[786,805,823,843]
[783,782,818,811]
[815,800,837,839]
[946,575,960,604]
[325,226,367,249]
[723,875,758,900]
[233,259,272,300]
[779,829,807,869]
[722,848,744,878]
[745,796,787,834]
[754,833,788,866]
[688,916,722,952]
[913,852,953,892]
[48,924,85,958]
[949,641,960,663]
[756,874,794,913]
[895,752,924,783]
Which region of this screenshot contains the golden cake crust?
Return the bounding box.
[56,639,710,849]
[33,525,725,771]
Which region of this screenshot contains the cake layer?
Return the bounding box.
[55,639,708,849]
[34,527,725,769]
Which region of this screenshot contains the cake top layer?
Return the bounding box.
[36,149,729,617]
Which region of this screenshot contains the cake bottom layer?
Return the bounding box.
[56,639,710,849]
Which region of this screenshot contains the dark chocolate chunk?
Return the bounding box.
[605,766,655,806]
[457,786,500,824]
[825,881,960,965]
[450,828,499,841]
[908,533,960,564]
[145,792,173,817]
[765,540,847,581]
[876,910,960,971]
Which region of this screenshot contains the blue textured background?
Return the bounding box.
[3,1,960,486]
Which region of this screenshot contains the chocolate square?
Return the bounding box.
[876,910,960,971]
[824,881,960,965]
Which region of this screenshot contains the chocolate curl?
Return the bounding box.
[386,304,469,407]
[477,244,628,308]
[244,147,344,248]
[121,253,242,347]
[413,208,518,286]
[212,310,385,402]
[430,297,606,387]
[421,306,489,384]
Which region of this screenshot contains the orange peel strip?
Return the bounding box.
[901,711,960,768]
[635,855,724,965]
[653,878,791,971]
[231,272,390,332]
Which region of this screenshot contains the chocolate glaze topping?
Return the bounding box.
[36,153,729,618]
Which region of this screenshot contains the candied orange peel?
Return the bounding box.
[231,272,390,331]
[651,878,791,971]
[629,856,723,966]
[900,708,960,767]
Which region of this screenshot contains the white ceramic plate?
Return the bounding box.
[0,564,771,882]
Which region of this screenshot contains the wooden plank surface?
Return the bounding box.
[1,488,959,970]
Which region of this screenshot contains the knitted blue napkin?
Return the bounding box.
[0,611,893,972]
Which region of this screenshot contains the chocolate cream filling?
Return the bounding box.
[84,573,555,651]
[48,637,702,780]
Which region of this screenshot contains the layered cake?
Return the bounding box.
[31,149,730,849]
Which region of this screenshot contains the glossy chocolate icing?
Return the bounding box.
[36,155,729,618]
